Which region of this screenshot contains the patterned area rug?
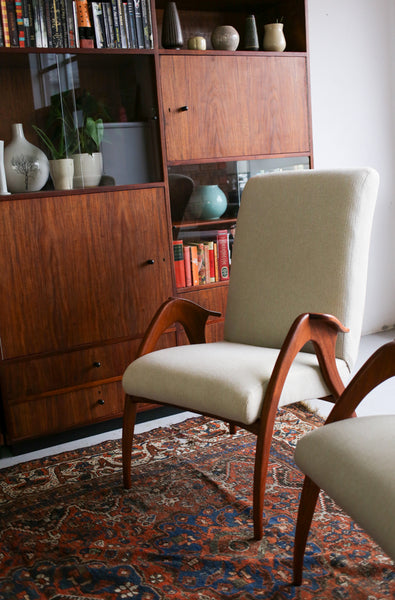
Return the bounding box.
[0,404,394,599]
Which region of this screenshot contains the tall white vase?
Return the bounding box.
[0,141,10,195]
[4,123,49,193]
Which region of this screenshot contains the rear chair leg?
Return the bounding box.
[122,396,138,489]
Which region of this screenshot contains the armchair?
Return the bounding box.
[293,339,395,585]
[122,168,379,540]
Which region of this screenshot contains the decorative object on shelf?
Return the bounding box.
[188,36,206,50]
[211,25,240,51]
[161,1,183,49]
[72,152,103,188]
[49,158,74,190]
[0,141,10,195]
[185,184,227,220]
[244,15,259,50]
[4,124,49,193]
[263,22,286,52]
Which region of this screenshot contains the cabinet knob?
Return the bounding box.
[98,399,105,405]
[93,361,101,368]
[179,105,189,112]
[146,259,155,264]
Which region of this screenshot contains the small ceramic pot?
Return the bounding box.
[188,36,206,50]
[263,23,286,52]
[211,26,240,51]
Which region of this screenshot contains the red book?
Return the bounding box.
[216,230,230,281]
[173,240,186,288]
[189,245,199,286]
[183,245,192,287]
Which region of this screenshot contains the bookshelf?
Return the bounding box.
[0,0,313,445]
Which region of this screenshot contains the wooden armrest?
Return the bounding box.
[325,339,395,424]
[137,297,221,357]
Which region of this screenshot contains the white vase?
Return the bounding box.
[0,140,10,195]
[72,152,103,188]
[4,123,49,193]
[49,158,74,190]
[263,23,286,52]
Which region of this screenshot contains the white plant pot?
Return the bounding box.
[72,152,103,188]
[49,158,74,190]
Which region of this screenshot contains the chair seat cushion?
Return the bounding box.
[122,341,349,425]
[294,415,395,561]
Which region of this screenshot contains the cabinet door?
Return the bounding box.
[160,55,310,162]
[0,188,173,358]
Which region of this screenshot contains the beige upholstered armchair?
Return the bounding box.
[293,339,395,585]
[122,168,379,540]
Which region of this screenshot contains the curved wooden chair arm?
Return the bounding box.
[260,312,349,428]
[325,338,395,424]
[137,297,221,357]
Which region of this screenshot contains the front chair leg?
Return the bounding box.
[253,409,278,540]
[122,396,138,489]
[293,476,321,586]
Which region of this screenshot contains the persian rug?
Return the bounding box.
[0,404,394,600]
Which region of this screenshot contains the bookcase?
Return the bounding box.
[0,0,313,445]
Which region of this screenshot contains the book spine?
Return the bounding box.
[75,0,94,47]
[102,2,115,48]
[183,245,192,287]
[6,0,18,46]
[125,0,136,48]
[72,0,80,46]
[38,0,48,46]
[21,0,32,46]
[122,2,131,47]
[217,230,230,281]
[63,0,76,47]
[133,0,144,48]
[140,0,152,49]
[189,244,199,286]
[49,0,63,48]
[91,1,105,48]
[0,0,10,46]
[116,0,127,47]
[15,0,25,46]
[206,241,216,283]
[0,9,3,45]
[173,240,186,288]
[109,0,122,47]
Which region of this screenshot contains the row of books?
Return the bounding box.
[0,0,153,49]
[173,231,232,289]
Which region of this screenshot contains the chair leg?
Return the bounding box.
[293,476,321,586]
[253,410,278,540]
[122,396,138,489]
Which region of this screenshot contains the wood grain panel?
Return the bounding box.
[0,188,173,358]
[160,55,310,162]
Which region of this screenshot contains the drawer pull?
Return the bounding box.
[179,105,189,112]
[146,259,155,264]
[93,361,101,368]
[98,399,105,405]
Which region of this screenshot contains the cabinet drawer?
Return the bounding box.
[4,381,125,443]
[0,333,176,404]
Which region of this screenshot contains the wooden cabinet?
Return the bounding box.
[0,0,312,445]
[161,54,310,162]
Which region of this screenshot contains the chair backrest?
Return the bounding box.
[224,168,379,371]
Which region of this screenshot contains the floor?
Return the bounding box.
[0,329,394,470]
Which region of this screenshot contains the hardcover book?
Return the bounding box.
[216,230,230,281]
[173,240,186,288]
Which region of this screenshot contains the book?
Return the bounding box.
[173,240,186,288]
[0,0,10,46]
[72,0,80,46]
[109,0,122,47]
[125,0,137,48]
[189,244,199,286]
[0,9,3,45]
[91,1,106,48]
[205,241,216,283]
[183,244,192,287]
[140,0,152,49]
[102,2,116,48]
[48,0,63,48]
[38,0,48,46]
[22,0,34,46]
[5,0,18,46]
[63,0,77,47]
[133,0,144,48]
[116,0,127,47]
[75,0,94,47]
[216,230,230,281]
[15,0,25,46]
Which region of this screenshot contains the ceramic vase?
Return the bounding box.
[72,152,103,188]
[186,185,227,220]
[49,158,74,190]
[161,2,183,49]
[263,22,286,52]
[0,141,10,194]
[211,26,240,51]
[4,123,49,193]
[244,15,259,50]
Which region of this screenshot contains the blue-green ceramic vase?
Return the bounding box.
[187,184,227,220]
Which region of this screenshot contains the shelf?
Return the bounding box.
[173,217,237,230]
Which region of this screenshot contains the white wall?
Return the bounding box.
[308,0,395,333]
